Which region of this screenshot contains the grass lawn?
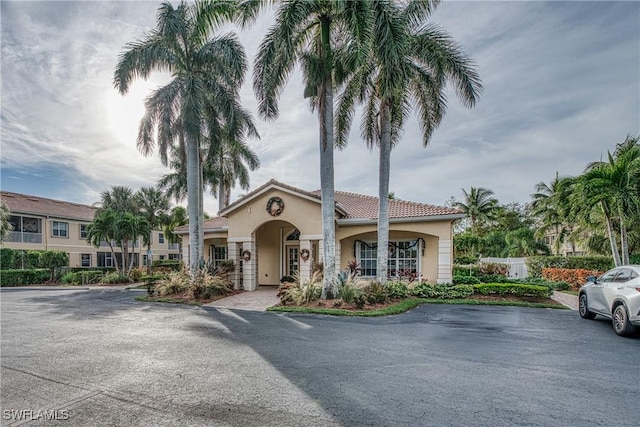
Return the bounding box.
[267,297,567,317]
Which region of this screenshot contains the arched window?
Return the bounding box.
[286,229,300,241]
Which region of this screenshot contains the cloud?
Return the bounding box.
[1,0,639,215]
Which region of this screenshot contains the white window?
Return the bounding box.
[158,232,165,244]
[80,224,88,239]
[168,253,180,260]
[357,240,421,278]
[52,221,68,237]
[159,255,165,260]
[210,246,227,267]
[81,254,91,267]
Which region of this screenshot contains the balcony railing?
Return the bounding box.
[168,243,180,251]
[7,231,43,244]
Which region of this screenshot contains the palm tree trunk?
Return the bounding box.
[377,100,392,284]
[319,15,336,299]
[108,242,119,272]
[218,181,225,213]
[186,134,202,276]
[602,201,622,266]
[619,205,629,265]
[147,243,152,275]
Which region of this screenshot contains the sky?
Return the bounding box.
[1,0,639,216]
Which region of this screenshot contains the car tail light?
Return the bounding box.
[636,287,640,293]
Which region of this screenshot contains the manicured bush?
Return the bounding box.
[541,268,603,290]
[514,277,571,291]
[526,256,613,278]
[151,259,183,271]
[473,283,551,298]
[0,248,16,269]
[410,283,474,299]
[385,281,410,299]
[477,274,511,283]
[0,269,50,286]
[452,275,481,285]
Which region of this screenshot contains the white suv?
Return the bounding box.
[579,265,640,337]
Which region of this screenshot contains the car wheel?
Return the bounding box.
[579,293,596,319]
[612,304,635,337]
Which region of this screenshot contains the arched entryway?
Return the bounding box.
[252,220,318,286]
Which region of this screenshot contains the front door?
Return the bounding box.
[286,245,299,277]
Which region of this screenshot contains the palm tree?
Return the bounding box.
[164,206,188,246]
[249,0,371,296]
[530,174,576,255]
[114,1,248,275]
[86,209,120,272]
[578,135,640,265]
[453,187,497,237]
[136,187,170,273]
[0,199,13,243]
[335,0,482,283]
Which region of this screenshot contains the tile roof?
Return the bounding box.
[174,216,228,233]
[312,190,463,219]
[1,191,96,221]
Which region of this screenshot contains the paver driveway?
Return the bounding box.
[1,288,638,426]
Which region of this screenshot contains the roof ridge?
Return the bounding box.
[1,190,95,209]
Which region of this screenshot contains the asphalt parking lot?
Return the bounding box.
[1,288,638,426]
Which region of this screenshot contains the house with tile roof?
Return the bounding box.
[1,191,180,268]
[174,179,464,290]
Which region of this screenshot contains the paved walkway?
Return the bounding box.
[551,291,579,310]
[204,286,280,311]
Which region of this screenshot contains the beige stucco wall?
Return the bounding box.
[226,190,323,238]
[336,220,453,282]
[254,220,297,285]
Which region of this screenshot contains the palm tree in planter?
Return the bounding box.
[136,187,170,274]
[114,1,248,275]
[336,0,482,283]
[247,0,372,297]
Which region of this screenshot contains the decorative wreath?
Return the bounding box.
[242,250,251,262]
[266,197,284,216]
[300,249,310,261]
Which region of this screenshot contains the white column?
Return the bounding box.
[228,242,240,290]
[437,239,452,284]
[242,240,257,291]
[299,239,311,282]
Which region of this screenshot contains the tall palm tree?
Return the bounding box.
[248,0,371,296]
[530,173,576,255]
[164,206,188,246]
[136,187,170,273]
[336,0,482,283]
[578,135,640,265]
[453,187,497,236]
[114,1,247,275]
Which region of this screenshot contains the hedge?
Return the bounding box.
[410,283,474,299]
[0,248,69,271]
[453,262,509,277]
[526,256,613,278]
[541,268,603,290]
[0,269,50,286]
[473,283,552,298]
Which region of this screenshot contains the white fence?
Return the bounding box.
[480,257,528,279]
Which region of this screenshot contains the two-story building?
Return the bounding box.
[1,191,181,268]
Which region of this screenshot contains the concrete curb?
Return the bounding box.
[551,291,579,310]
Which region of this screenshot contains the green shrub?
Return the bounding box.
[353,294,366,309]
[101,272,130,284]
[156,272,190,296]
[280,275,295,283]
[364,281,387,304]
[60,272,80,284]
[386,281,409,299]
[526,256,613,278]
[514,277,570,291]
[453,265,480,277]
[410,283,474,299]
[452,275,481,285]
[477,274,510,283]
[0,248,16,269]
[473,283,551,298]
[0,269,50,286]
[630,254,640,264]
[152,259,183,271]
[338,282,360,304]
[454,255,478,265]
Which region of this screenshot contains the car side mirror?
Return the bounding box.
[586,276,597,283]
